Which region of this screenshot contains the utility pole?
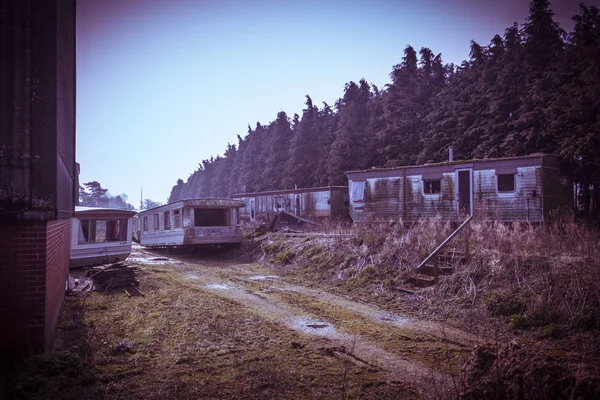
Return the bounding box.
[140,188,143,209]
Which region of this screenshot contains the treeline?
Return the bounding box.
[79,181,161,210]
[169,1,600,217]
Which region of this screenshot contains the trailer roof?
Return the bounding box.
[346,153,559,178]
[74,206,137,218]
[139,198,245,214]
[232,186,347,198]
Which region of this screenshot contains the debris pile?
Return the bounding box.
[87,262,140,291]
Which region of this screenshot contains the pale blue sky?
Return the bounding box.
[76,0,592,205]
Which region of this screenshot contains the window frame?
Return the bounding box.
[497,173,516,193]
[351,180,366,202]
[153,213,159,230]
[423,179,442,195]
[173,209,182,229]
[163,210,171,230]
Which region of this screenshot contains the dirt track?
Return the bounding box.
[50,244,482,399]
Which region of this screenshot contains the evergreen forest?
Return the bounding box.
[169,1,600,219]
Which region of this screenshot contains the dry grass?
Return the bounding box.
[260,213,600,343]
[251,213,600,398]
[8,214,600,399]
[7,264,418,400]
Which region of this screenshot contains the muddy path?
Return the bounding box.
[127,245,482,398]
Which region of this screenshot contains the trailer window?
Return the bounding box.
[163,211,170,230]
[497,174,515,192]
[194,208,227,226]
[143,216,148,231]
[78,219,127,244]
[174,209,181,228]
[153,214,159,230]
[351,180,365,202]
[424,180,441,194]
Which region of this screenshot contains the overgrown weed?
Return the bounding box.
[263,212,600,341]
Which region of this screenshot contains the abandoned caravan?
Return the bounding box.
[232,186,349,223]
[346,153,573,223]
[138,198,244,248]
[70,206,137,267]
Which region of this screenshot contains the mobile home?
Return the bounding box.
[138,198,244,248]
[70,207,137,267]
[346,154,573,223]
[232,186,349,223]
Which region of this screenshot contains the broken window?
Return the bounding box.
[164,210,171,230]
[78,219,127,243]
[424,180,441,194]
[194,208,228,227]
[174,209,182,229]
[351,180,365,202]
[153,214,159,230]
[497,174,515,192]
[143,216,148,231]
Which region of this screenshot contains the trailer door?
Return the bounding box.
[456,169,473,216]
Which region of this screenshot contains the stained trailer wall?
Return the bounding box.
[233,187,348,223]
[347,155,572,223]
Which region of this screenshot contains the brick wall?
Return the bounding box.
[45,219,71,350]
[0,219,71,369]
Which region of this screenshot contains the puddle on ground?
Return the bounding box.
[376,313,408,326]
[248,275,280,281]
[204,283,232,290]
[186,274,201,280]
[289,318,337,337]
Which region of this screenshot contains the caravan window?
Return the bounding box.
[174,209,182,228]
[153,214,159,230]
[497,174,515,192]
[143,216,148,231]
[194,208,227,227]
[163,211,171,230]
[351,180,366,202]
[78,219,127,244]
[424,180,441,194]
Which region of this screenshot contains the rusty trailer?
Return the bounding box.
[232,186,349,223]
[346,154,573,223]
[138,198,244,248]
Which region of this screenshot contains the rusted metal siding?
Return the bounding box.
[0,0,76,219]
[347,154,572,223]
